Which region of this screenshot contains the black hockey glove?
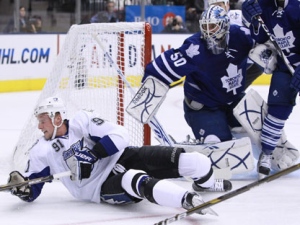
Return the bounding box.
[8,171,32,201]
[66,146,99,180]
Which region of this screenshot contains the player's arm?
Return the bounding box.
[127,42,197,123]
[86,112,130,158]
[242,0,269,43]
[7,166,50,202]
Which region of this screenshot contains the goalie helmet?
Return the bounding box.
[34,96,67,121]
[199,5,230,55]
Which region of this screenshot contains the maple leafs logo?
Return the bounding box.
[221,64,243,95]
[186,43,200,58]
[273,24,295,53]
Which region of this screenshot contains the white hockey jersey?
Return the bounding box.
[25,110,129,203]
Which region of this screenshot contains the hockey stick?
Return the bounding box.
[92,33,174,146]
[154,163,300,225]
[256,16,295,74]
[170,76,185,88]
[0,171,71,192]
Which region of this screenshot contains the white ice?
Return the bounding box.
[0,86,300,225]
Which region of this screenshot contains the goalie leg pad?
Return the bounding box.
[233,88,267,148]
[233,89,299,170]
[271,133,300,171]
[174,137,255,178]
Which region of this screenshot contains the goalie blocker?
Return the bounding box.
[126,76,169,124]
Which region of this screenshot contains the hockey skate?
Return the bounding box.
[192,179,232,192]
[182,192,218,216]
[258,152,272,179]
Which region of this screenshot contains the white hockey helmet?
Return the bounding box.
[199,5,230,54]
[208,0,229,5]
[34,96,67,120]
[208,0,230,12]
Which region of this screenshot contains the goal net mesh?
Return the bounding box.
[13,22,151,171]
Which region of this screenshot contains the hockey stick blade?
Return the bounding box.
[0,171,71,192]
[154,163,300,225]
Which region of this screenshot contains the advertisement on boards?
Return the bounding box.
[125,6,185,33]
[0,35,58,80]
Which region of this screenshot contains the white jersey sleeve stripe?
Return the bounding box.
[152,59,174,84]
[161,53,182,80]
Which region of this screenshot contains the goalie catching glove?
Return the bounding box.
[7,171,32,201]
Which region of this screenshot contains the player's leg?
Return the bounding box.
[101,169,216,215]
[116,146,232,192]
[260,70,298,176]
[233,80,299,178]
[183,100,232,142]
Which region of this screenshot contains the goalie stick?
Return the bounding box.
[154,163,300,225]
[0,171,71,192]
[256,16,295,74]
[92,33,174,146]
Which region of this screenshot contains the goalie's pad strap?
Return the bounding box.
[126,76,169,124]
[174,137,254,179]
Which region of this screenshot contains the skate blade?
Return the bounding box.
[258,173,267,179]
[199,207,218,216]
[206,207,219,216]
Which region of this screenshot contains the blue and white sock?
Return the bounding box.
[261,114,285,155]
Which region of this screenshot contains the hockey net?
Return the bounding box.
[13,22,152,172]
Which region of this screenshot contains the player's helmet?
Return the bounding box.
[199,5,230,55]
[34,96,67,120]
[208,0,229,6]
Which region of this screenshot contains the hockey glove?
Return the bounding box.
[248,42,277,74]
[65,146,98,180]
[242,0,262,28]
[290,66,300,92]
[8,171,32,201]
[76,147,98,178]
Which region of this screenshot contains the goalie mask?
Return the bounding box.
[199,5,230,55]
[34,96,67,140]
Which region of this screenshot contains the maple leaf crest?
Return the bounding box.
[273,24,295,53]
[221,64,243,95]
[186,43,200,58]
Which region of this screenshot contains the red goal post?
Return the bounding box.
[13,22,152,171]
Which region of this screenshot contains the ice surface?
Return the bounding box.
[0,86,299,225]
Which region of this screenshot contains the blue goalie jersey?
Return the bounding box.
[249,0,300,72]
[143,25,255,108]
